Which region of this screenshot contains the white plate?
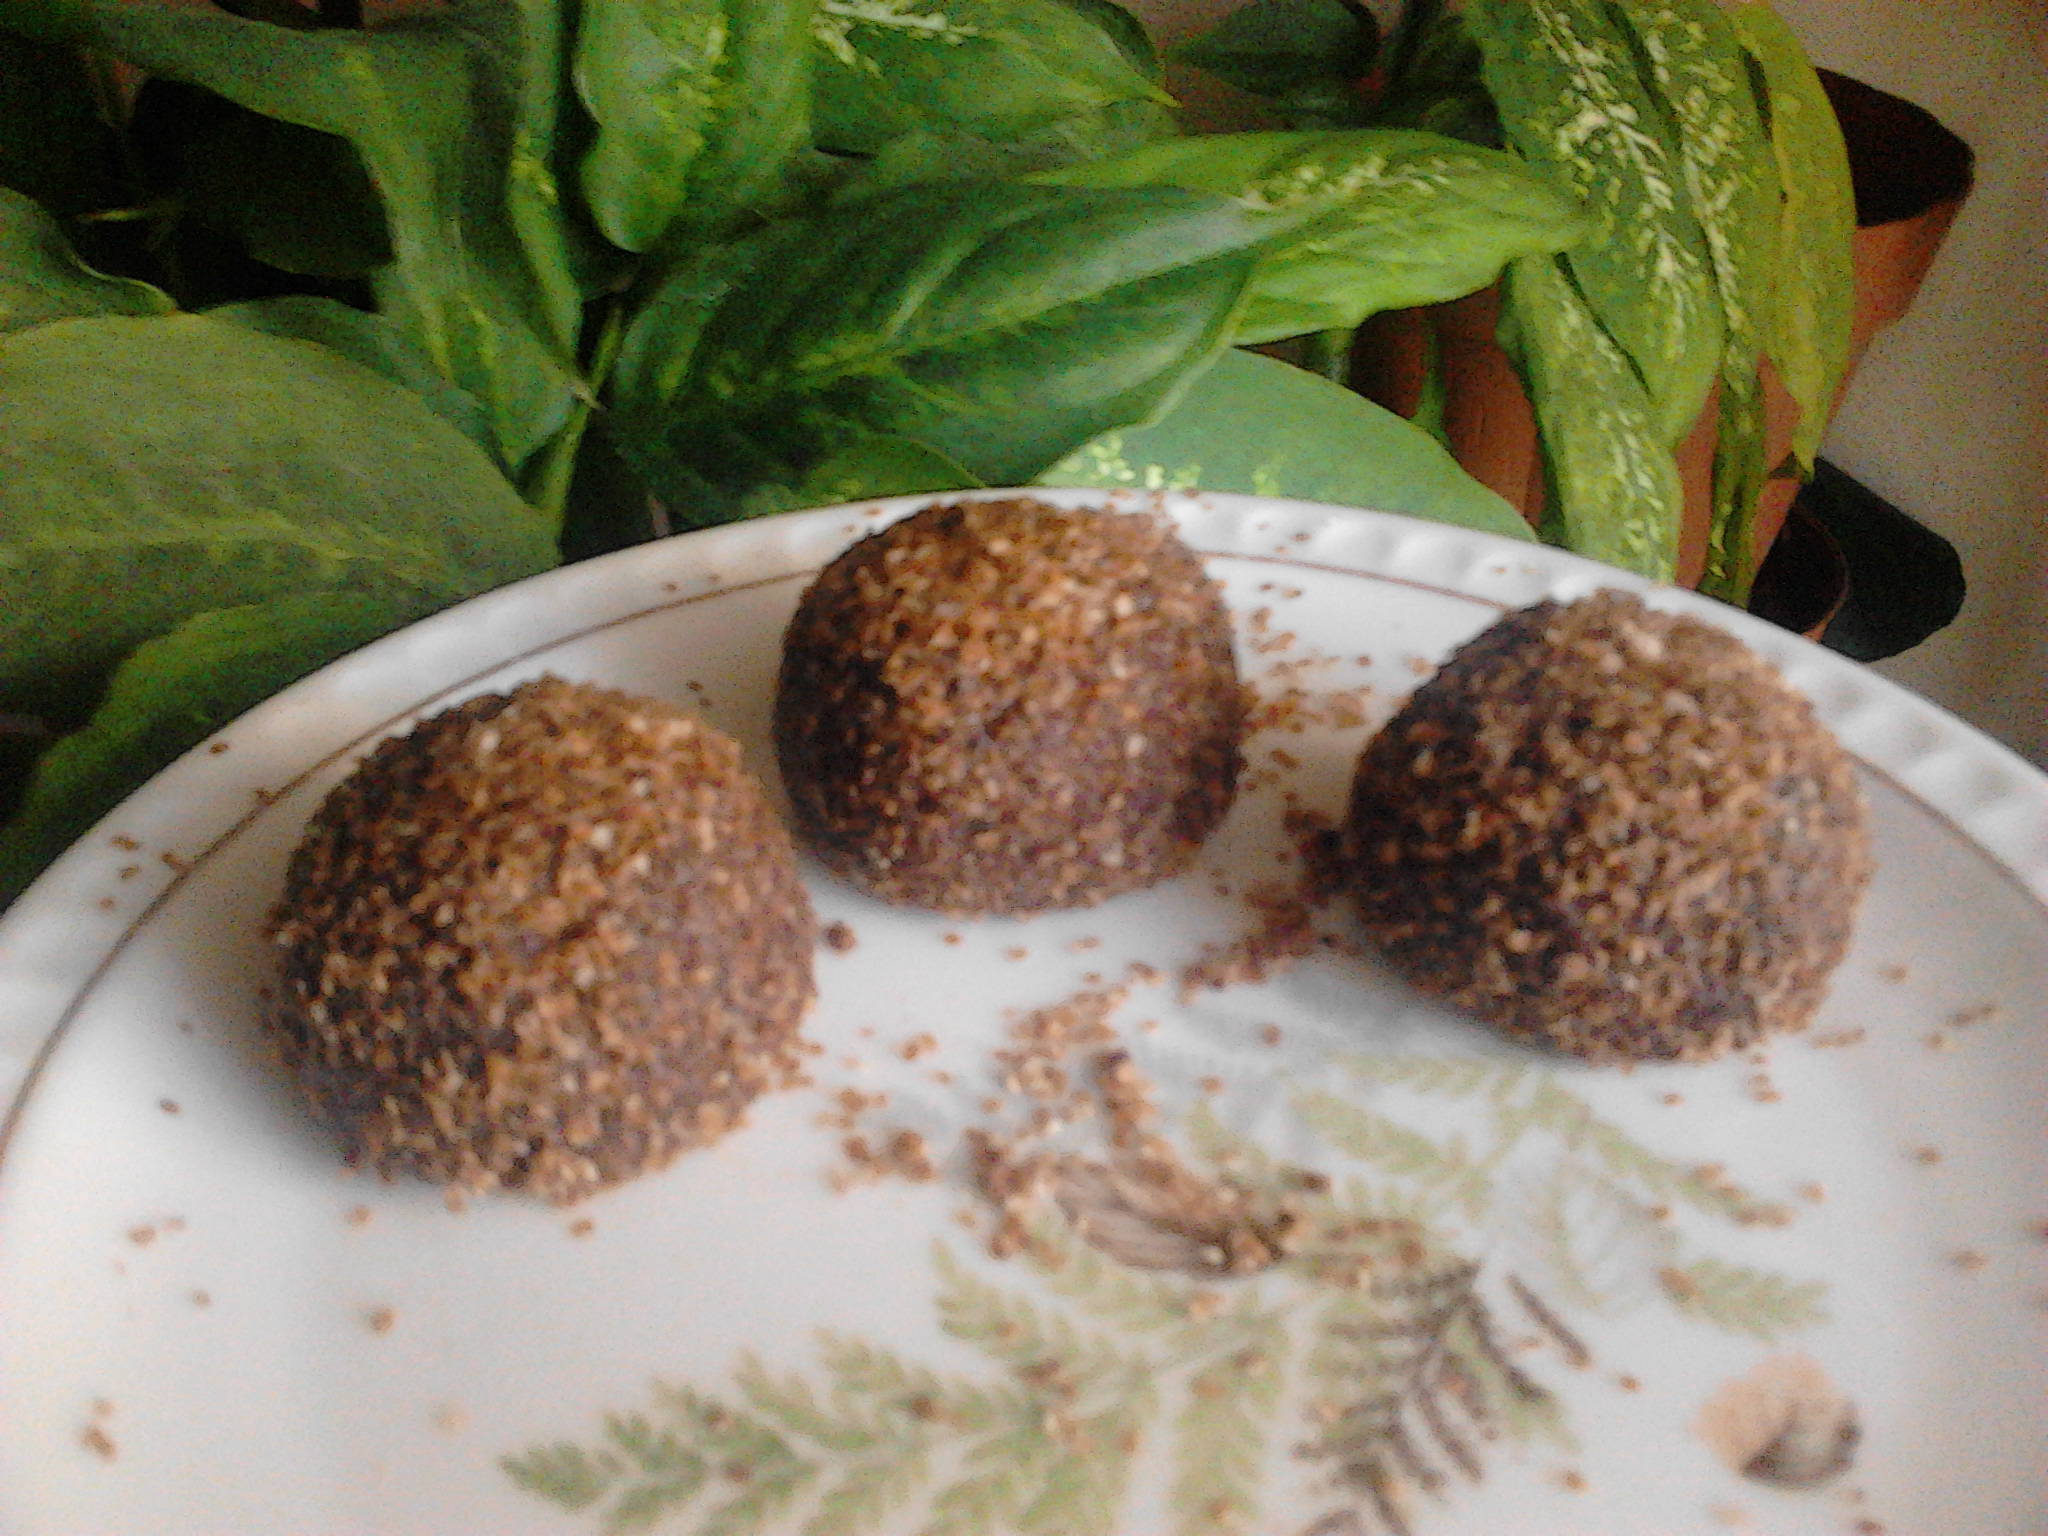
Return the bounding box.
[2,491,2044,1536]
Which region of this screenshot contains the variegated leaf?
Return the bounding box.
[1498,253,1684,579]
[1466,0,1721,443]
[1726,3,1856,472]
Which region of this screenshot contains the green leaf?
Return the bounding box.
[1367,2,1501,148]
[573,0,816,252]
[1615,0,1777,354]
[208,295,495,455]
[0,593,412,901]
[1037,127,1584,343]
[6,0,581,468]
[1048,0,1159,81]
[1726,3,1854,473]
[1465,0,1722,443]
[1040,348,1533,541]
[1609,0,1781,601]
[0,187,174,336]
[1699,359,1770,603]
[1175,0,1374,105]
[810,0,1171,158]
[1498,252,1682,579]
[447,0,586,351]
[0,314,553,727]
[608,180,1272,524]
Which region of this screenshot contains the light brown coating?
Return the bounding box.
[266,676,815,1202]
[774,499,1244,914]
[1345,591,1871,1062]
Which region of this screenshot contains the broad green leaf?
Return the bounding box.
[573,0,815,252]
[1499,254,1681,579]
[0,31,122,219]
[1368,2,1502,148]
[1727,3,1854,472]
[1465,0,1721,443]
[4,0,581,468]
[735,435,984,520]
[0,593,415,903]
[1609,2,1781,600]
[1699,360,1769,602]
[207,295,495,456]
[0,314,554,724]
[608,180,1272,524]
[810,0,1172,158]
[449,0,585,350]
[1175,0,1374,110]
[1049,0,1159,81]
[1037,128,1584,343]
[1614,0,1776,353]
[1040,347,1534,541]
[0,187,173,335]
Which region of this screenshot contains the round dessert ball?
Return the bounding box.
[266,676,815,1202]
[1344,590,1870,1063]
[774,497,1244,914]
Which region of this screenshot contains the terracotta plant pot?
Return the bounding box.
[1351,70,1974,615]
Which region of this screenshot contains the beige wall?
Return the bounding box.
[1773,0,2048,768]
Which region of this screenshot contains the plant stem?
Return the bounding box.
[1304,327,1356,387]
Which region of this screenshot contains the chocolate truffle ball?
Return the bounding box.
[266,676,815,1202]
[1345,590,1870,1062]
[774,498,1244,914]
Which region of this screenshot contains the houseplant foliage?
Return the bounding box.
[1183,0,1858,597]
[0,0,1839,902]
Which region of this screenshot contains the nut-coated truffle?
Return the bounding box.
[1344,590,1870,1062]
[774,498,1244,914]
[266,676,815,1202]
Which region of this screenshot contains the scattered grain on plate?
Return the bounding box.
[1258,1023,1284,1048]
[1948,1001,2001,1028]
[821,922,858,954]
[942,932,963,947]
[158,1099,180,1115]
[366,1305,396,1334]
[1003,947,1028,962]
[432,1404,469,1435]
[1799,1182,1827,1204]
[1877,963,1909,984]
[1618,1374,1642,1392]
[898,1033,939,1062]
[127,1225,156,1247]
[111,835,140,852]
[344,1205,372,1229]
[1808,1028,1867,1050]
[1950,1249,1988,1274]
[190,1289,211,1308]
[1911,1145,1943,1166]
[1925,1032,1956,1052]
[568,1218,595,1238]
[118,865,140,881]
[80,1424,117,1460]
[1559,1469,1588,1493]
[1661,1092,1685,1107]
